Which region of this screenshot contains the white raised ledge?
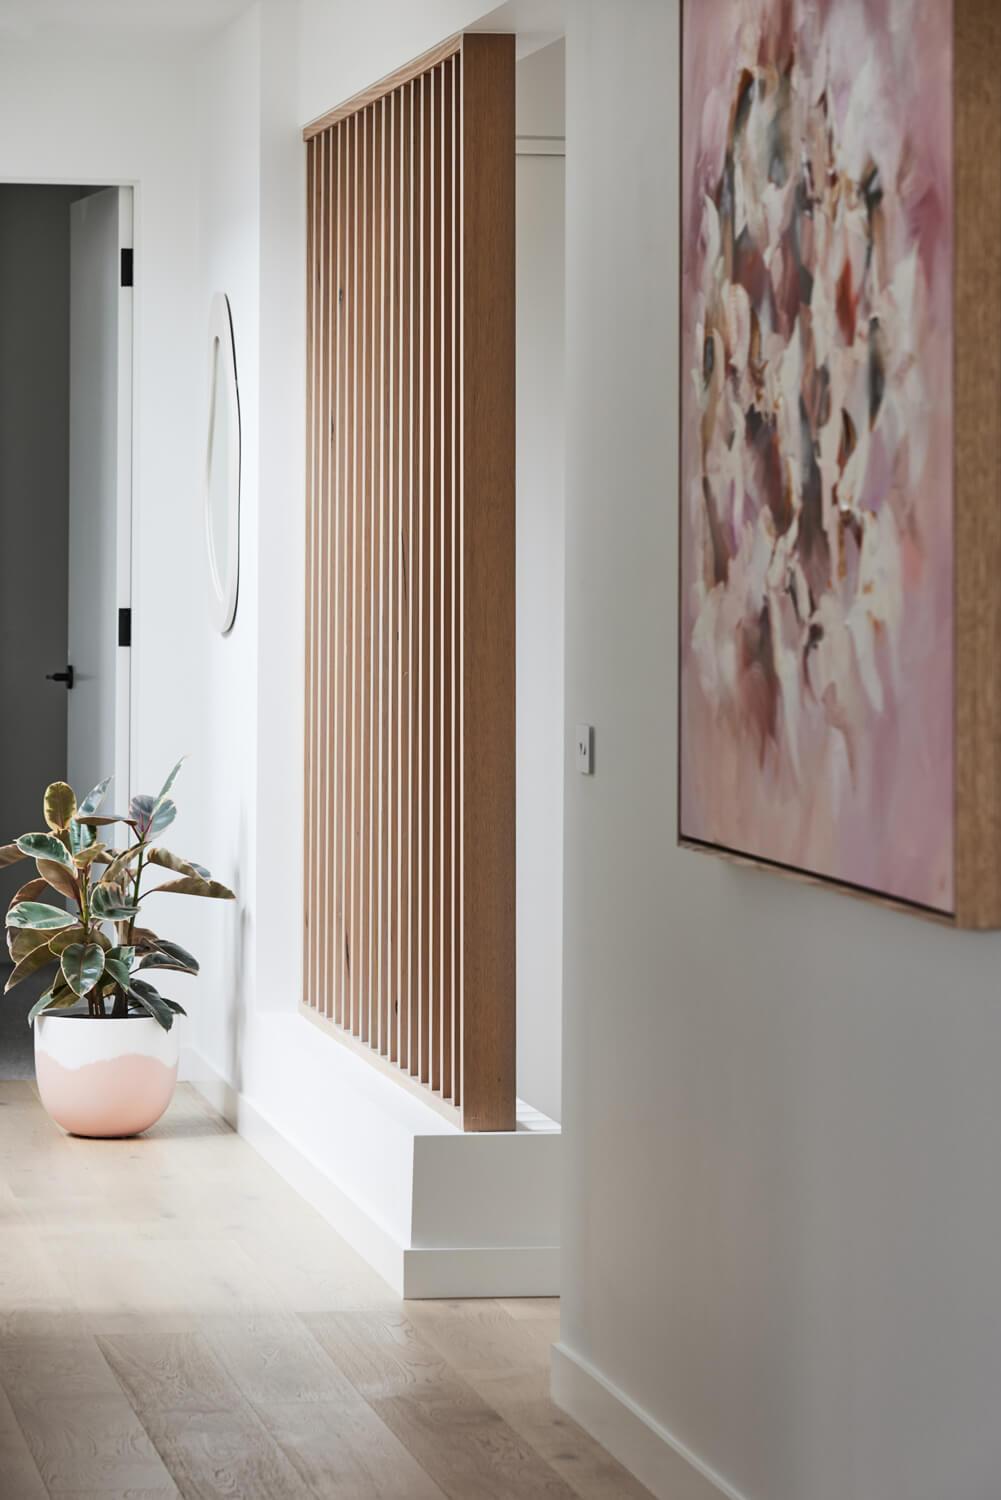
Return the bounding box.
[183,1008,559,1298]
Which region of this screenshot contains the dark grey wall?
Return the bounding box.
[0,186,78,911]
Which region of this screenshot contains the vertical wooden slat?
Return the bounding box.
[419,70,433,1086]
[323,127,337,1019]
[441,57,454,1102]
[429,63,441,1095]
[453,58,459,1110]
[304,35,515,1128]
[387,89,399,1064]
[379,95,391,1057]
[349,111,361,1035]
[403,79,416,1077]
[316,130,330,1014]
[304,137,316,1008]
[459,34,516,1130]
[334,122,348,1026]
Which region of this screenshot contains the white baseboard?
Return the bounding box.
[403,1244,559,1299]
[183,1044,560,1300]
[551,1343,746,1500]
[186,1052,406,1293]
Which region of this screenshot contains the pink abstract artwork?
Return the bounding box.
[679,0,955,912]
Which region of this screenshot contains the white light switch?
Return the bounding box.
[576,724,593,775]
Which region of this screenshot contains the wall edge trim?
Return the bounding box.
[550,1342,747,1500]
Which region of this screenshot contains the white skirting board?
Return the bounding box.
[551,1343,747,1500]
[181,1034,560,1300]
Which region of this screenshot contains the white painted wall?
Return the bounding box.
[0,45,206,1044]
[516,40,565,1122]
[557,4,1001,1499]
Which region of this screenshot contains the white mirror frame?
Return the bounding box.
[205,292,241,634]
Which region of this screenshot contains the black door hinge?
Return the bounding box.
[118,607,132,647]
[120,248,134,287]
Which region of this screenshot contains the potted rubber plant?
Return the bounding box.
[0,761,234,1138]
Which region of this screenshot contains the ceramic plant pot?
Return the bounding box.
[34,1013,179,1138]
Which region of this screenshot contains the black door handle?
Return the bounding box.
[46,665,74,690]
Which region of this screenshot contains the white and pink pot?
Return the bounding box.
[34,1013,179,1138]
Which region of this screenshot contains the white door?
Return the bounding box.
[67,187,132,808]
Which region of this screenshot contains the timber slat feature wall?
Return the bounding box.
[303,34,516,1132]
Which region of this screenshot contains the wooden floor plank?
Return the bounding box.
[99,1332,317,1500]
[0,1383,48,1500]
[0,1084,649,1500]
[304,1310,581,1499]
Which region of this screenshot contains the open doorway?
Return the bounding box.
[0,183,134,1077]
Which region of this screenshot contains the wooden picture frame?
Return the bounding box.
[678,0,1001,928]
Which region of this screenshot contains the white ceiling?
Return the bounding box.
[0,0,253,50]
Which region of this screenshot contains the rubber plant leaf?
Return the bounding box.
[100,844,144,886]
[60,943,106,998]
[36,858,80,906]
[28,987,77,1023]
[129,926,162,954]
[104,954,134,991]
[138,938,199,975]
[6,902,76,931]
[127,977,174,1031]
[153,875,235,901]
[146,848,211,880]
[43,782,76,832]
[76,815,128,827]
[16,833,73,871]
[128,794,155,835]
[48,926,112,955]
[91,882,140,921]
[4,942,57,992]
[149,799,177,840]
[10,877,48,907]
[78,775,112,816]
[73,843,108,868]
[0,843,27,868]
[68,818,96,856]
[8,926,51,962]
[154,758,185,809]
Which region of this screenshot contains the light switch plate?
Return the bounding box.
[576,724,593,775]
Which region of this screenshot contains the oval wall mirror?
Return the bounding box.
[205,292,241,634]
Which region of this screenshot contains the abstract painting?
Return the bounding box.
[679,0,955,913]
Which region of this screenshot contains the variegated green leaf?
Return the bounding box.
[36,858,80,905]
[138,937,199,975]
[153,875,235,900]
[100,844,144,886]
[48,926,111,956]
[10,876,48,908]
[4,942,57,992]
[60,943,106,998]
[78,775,112,816]
[43,782,76,832]
[73,843,108,868]
[104,954,134,990]
[127,978,175,1031]
[68,818,95,856]
[28,990,68,1023]
[154,758,185,809]
[91,882,140,921]
[146,848,211,880]
[16,833,73,870]
[8,925,51,963]
[6,902,76,931]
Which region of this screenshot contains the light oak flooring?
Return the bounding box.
[0,1082,650,1499]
